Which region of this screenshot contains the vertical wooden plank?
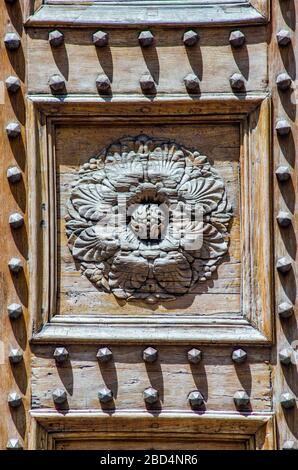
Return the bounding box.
[0,0,30,450]
[270,0,298,450]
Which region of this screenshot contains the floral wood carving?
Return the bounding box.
[65,136,233,304]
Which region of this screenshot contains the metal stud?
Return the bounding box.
[276,72,292,90]
[187,348,202,364]
[9,347,23,364]
[6,438,23,450]
[282,440,298,450]
[143,346,158,363]
[276,29,291,47]
[139,72,155,93]
[143,387,159,404]
[96,347,113,363]
[275,165,291,182]
[48,74,65,92]
[280,392,296,409]
[98,387,113,403]
[5,76,21,93]
[138,31,154,47]
[229,73,245,90]
[9,212,24,229]
[278,301,294,319]
[276,211,292,228]
[229,30,245,48]
[8,392,22,408]
[49,30,64,47]
[92,30,109,47]
[232,348,247,364]
[183,30,199,47]
[96,73,111,93]
[8,257,23,274]
[279,348,292,366]
[52,388,67,404]
[4,32,21,51]
[7,166,22,184]
[6,122,21,139]
[276,256,292,274]
[188,390,204,407]
[276,119,291,136]
[233,390,250,408]
[53,347,69,363]
[184,73,200,93]
[7,303,22,320]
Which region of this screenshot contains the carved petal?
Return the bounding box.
[153,252,192,294]
[194,223,228,259]
[104,155,144,191]
[148,144,185,188]
[70,184,117,221]
[178,177,225,213]
[109,253,149,292]
[72,225,119,261]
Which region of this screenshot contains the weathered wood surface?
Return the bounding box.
[27,27,268,95]
[31,345,272,412]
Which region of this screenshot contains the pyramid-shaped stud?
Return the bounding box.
[187,348,202,364]
[234,390,250,408]
[98,387,113,403]
[96,74,111,94]
[275,165,291,182]
[184,73,200,93]
[92,30,109,47]
[53,347,69,363]
[278,301,294,319]
[7,166,22,183]
[49,30,64,47]
[7,303,23,320]
[276,211,292,228]
[6,122,21,139]
[276,119,291,136]
[6,438,23,450]
[183,30,199,47]
[188,390,204,407]
[9,212,24,229]
[229,30,245,48]
[143,387,159,404]
[279,348,292,366]
[282,440,298,450]
[96,347,113,363]
[139,72,156,93]
[138,31,154,47]
[232,348,247,364]
[9,347,23,364]
[8,257,22,274]
[276,257,292,274]
[52,388,67,404]
[5,76,21,93]
[276,72,292,90]
[8,392,22,408]
[280,392,296,409]
[276,29,291,47]
[143,346,158,363]
[48,74,65,92]
[230,73,245,90]
[4,32,21,51]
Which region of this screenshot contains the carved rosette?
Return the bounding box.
[65,136,232,304]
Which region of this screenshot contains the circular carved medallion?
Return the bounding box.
[65,136,233,304]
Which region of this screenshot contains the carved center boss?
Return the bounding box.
[66,136,232,304]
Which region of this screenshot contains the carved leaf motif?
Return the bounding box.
[153,252,192,294]
[65,135,233,304]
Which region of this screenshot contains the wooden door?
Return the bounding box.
[0,0,297,451]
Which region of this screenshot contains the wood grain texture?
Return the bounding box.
[269,0,298,450]
[26,26,268,95]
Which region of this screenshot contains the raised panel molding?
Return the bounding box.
[28,95,273,344]
[28,1,269,26]
[30,411,275,450]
